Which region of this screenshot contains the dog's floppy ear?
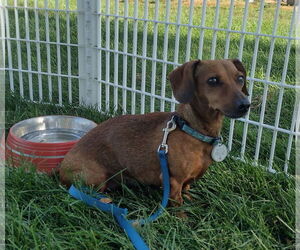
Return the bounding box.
[168,60,201,103]
[230,59,249,96]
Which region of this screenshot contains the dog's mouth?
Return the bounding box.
[219,99,251,119]
[224,112,247,119]
[223,109,250,119]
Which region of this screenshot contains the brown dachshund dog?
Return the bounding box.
[60,59,250,207]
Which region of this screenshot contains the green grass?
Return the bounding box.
[5,86,295,250]
[5,1,296,249]
[5,163,295,249]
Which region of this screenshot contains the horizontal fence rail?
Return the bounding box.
[3,0,299,174]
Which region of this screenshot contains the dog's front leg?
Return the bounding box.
[170,177,183,205]
[169,177,189,218]
[159,173,184,206]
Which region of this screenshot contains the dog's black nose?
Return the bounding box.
[238,99,250,113]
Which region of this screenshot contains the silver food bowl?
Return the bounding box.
[10,115,97,143]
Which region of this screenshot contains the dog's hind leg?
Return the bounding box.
[60,159,109,192]
[82,163,109,192]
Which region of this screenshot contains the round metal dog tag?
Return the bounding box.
[211,143,228,162]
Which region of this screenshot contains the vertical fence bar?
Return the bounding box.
[295,5,300,175]
[185,0,194,62]
[24,0,33,101]
[171,0,182,112]
[122,0,129,114]
[96,0,102,110]
[66,0,72,103]
[268,6,296,171]
[224,0,234,59]
[105,0,110,111]
[197,0,207,60]
[0,0,5,84]
[131,0,138,114]
[4,0,13,91]
[173,0,182,66]
[77,0,100,107]
[55,0,62,105]
[238,0,250,60]
[160,0,171,112]
[0,0,4,70]
[295,95,300,172]
[0,4,4,90]
[44,0,52,102]
[285,102,298,173]
[240,0,265,159]
[14,0,24,97]
[113,0,119,112]
[227,0,250,152]
[140,0,149,114]
[150,0,159,112]
[210,0,220,60]
[34,0,43,101]
[286,6,300,173]
[254,1,281,168]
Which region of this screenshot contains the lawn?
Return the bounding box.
[4,0,296,249]
[5,91,296,249]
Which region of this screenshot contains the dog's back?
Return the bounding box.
[60,112,174,188]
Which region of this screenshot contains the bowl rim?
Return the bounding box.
[8,115,97,146]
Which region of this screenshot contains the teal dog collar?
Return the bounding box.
[173,115,221,145]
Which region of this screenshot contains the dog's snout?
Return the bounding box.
[224,98,251,118]
[238,99,250,112]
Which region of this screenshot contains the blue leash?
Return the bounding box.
[68,149,170,250]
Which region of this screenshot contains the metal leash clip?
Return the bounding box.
[157,116,177,154]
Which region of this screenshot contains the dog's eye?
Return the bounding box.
[207,77,220,86]
[237,76,245,85]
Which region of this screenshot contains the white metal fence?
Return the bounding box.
[2,0,299,173]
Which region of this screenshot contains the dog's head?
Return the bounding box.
[168,59,250,118]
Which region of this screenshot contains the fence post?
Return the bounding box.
[77,0,99,107]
